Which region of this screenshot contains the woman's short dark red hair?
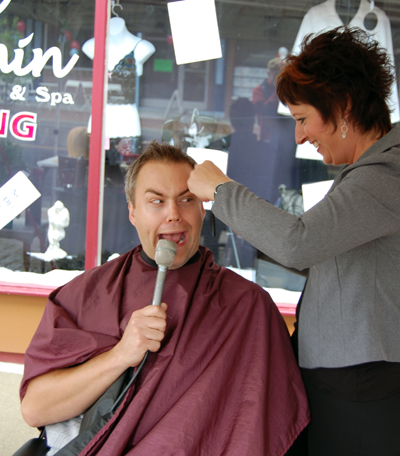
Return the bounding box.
[276,26,394,136]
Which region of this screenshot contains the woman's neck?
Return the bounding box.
[351,126,383,163]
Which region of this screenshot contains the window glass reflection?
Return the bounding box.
[0,0,95,277]
[2,0,399,296]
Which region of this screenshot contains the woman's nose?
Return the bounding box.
[295,124,307,145]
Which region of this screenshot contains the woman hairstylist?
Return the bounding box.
[188,27,400,455]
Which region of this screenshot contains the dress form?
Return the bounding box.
[82,17,155,76]
[335,0,377,28]
[83,17,155,145]
[335,0,361,24]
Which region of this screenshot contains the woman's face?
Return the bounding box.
[287,103,350,165]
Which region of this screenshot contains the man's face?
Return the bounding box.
[128,161,205,270]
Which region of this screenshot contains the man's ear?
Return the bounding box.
[201,202,206,220]
[128,202,136,227]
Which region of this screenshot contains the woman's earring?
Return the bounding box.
[341,119,348,139]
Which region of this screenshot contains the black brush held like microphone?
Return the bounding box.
[152,239,177,306]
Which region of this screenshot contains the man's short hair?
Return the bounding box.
[125,140,196,205]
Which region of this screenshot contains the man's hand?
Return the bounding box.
[187,161,232,202]
[22,303,169,428]
[112,303,168,369]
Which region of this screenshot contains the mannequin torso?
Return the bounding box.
[83,17,156,141]
[82,17,155,76]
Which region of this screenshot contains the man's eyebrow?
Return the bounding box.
[179,188,191,197]
[144,188,191,197]
[145,188,163,197]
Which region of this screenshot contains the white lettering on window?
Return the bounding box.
[0,33,80,78]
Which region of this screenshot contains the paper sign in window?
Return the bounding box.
[187,147,227,210]
[0,171,41,230]
[301,180,334,212]
[167,0,222,65]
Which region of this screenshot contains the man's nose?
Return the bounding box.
[166,202,182,222]
[295,124,307,145]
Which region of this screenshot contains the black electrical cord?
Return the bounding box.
[109,351,149,413]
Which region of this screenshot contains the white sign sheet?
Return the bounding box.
[295,142,324,161]
[167,0,222,65]
[0,171,41,230]
[301,180,334,212]
[187,147,228,210]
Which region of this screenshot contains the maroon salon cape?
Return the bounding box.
[21,246,309,456]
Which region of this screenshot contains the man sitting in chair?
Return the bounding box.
[20,141,309,456]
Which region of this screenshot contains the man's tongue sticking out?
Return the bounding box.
[160,233,184,244]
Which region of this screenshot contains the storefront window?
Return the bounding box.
[0,0,95,285]
[2,0,399,302]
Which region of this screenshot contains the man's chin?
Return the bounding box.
[168,257,185,270]
[168,251,191,270]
